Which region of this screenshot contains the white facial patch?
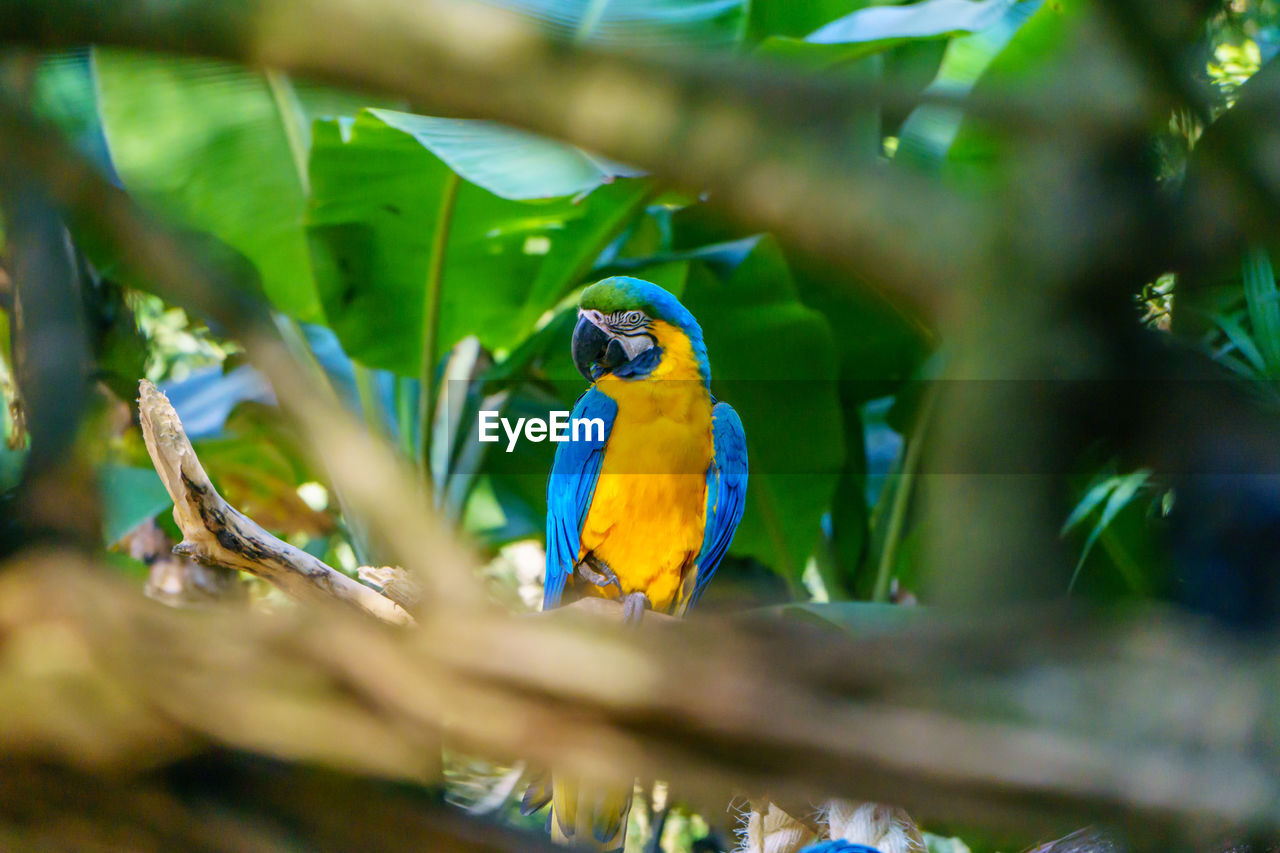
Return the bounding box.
[615,333,654,360]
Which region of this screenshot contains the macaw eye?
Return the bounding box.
[624,311,645,325]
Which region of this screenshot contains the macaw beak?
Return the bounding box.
[571,313,628,382]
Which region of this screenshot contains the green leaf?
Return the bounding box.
[490,0,748,48]
[464,381,577,546]
[747,0,867,42]
[1214,350,1261,378]
[0,315,19,493]
[662,224,930,401]
[1208,310,1267,375]
[948,0,1087,171]
[0,444,23,493]
[369,110,643,200]
[103,550,151,582]
[923,834,972,853]
[807,0,1019,48]
[87,277,149,405]
[794,269,931,402]
[307,110,650,376]
[756,36,890,68]
[755,1,999,73]
[463,474,546,546]
[191,403,332,537]
[519,180,657,330]
[682,239,845,583]
[896,0,1043,168]
[94,50,322,320]
[1067,469,1151,592]
[819,398,868,599]
[1062,472,1121,534]
[1243,245,1280,377]
[99,464,173,545]
[33,50,116,177]
[483,308,579,387]
[747,46,883,159]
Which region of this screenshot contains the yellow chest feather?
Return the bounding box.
[577,322,713,612]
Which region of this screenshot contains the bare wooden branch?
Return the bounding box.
[6,540,1280,853]
[356,565,421,611]
[0,0,996,317]
[138,379,414,626]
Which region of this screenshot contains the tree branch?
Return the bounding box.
[138,379,414,626]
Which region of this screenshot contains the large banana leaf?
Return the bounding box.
[306,110,651,376]
[481,0,748,48]
[34,51,118,182]
[896,0,1044,168]
[94,51,323,321]
[807,0,1019,45]
[665,215,930,402]
[681,238,845,583]
[369,110,643,201]
[946,0,1088,170]
[758,0,1023,67]
[99,465,172,545]
[747,0,866,42]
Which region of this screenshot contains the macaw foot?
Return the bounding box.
[577,556,649,623]
[620,592,651,625]
[577,554,622,593]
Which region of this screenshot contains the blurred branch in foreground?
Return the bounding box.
[1,758,556,852]
[0,173,97,554]
[1,546,1279,852]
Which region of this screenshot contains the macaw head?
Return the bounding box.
[571,276,709,386]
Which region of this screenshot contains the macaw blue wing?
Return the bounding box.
[687,400,748,609]
[543,388,617,609]
[799,843,882,853]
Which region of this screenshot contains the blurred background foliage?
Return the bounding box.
[6,0,1280,850]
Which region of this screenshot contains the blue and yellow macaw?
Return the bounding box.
[545,276,748,619]
[530,276,748,850]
